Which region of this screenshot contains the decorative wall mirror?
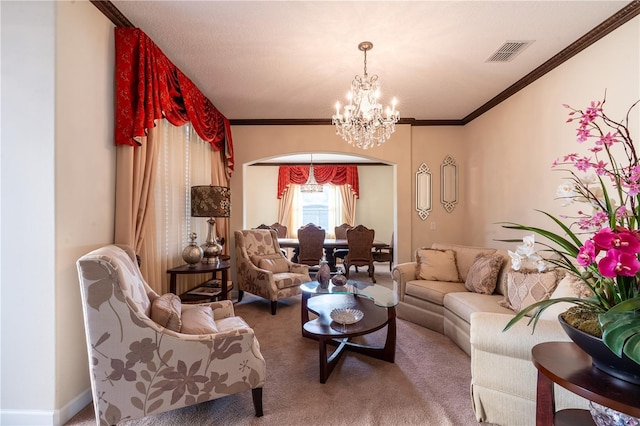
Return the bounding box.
[441,155,458,213]
[416,163,432,220]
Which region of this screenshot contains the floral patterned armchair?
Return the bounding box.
[76,245,265,425]
[235,229,312,315]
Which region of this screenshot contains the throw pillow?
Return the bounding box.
[499,269,560,315]
[150,293,182,332]
[180,305,219,334]
[258,257,290,273]
[464,253,504,294]
[416,248,460,282]
[539,274,594,321]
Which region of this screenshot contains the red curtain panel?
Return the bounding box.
[114,28,234,174]
[277,165,359,198]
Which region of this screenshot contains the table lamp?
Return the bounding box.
[190,185,231,264]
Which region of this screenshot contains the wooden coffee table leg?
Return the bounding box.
[383,306,396,362]
[319,336,348,383]
[301,292,311,338]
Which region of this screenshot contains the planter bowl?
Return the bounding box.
[559,314,640,385]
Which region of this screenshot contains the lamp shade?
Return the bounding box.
[191,186,231,218]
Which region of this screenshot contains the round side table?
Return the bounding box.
[532,341,640,426]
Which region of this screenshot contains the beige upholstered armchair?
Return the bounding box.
[235,229,312,315]
[76,245,265,425]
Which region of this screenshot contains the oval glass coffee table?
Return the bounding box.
[300,280,398,383]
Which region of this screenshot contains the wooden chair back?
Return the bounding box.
[334,223,352,239]
[270,222,288,238]
[297,223,325,266]
[344,225,376,282]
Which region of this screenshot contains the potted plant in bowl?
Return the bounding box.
[499,96,640,385]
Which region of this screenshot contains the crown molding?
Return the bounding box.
[92,1,640,126]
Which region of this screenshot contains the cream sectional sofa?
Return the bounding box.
[392,243,588,426]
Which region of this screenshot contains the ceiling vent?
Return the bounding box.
[486,40,534,62]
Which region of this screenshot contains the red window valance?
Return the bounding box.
[277,165,359,199]
[114,28,234,174]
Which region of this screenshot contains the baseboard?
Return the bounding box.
[58,388,93,425]
[0,388,92,426]
[1,409,55,426]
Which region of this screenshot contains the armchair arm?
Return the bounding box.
[392,262,418,301]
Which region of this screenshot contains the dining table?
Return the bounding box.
[277,238,388,271]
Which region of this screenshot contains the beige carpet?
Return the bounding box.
[66,266,485,425]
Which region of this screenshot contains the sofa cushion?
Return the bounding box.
[465,253,504,294]
[150,293,182,332]
[539,273,594,321]
[180,305,219,334]
[416,248,460,282]
[431,243,497,281]
[406,279,467,305]
[499,269,560,314]
[444,292,512,324]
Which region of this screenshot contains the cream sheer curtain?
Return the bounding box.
[285,184,344,238]
[277,186,295,233]
[340,185,357,226]
[117,119,228,294]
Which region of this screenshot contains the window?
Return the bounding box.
[291,184,342,237]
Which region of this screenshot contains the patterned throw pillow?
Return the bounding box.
[150,293,182,332]
[258,257,290,273]
[180,305,219,334]
[499,269,560,315]
[464,253,504,294]
[538,273,594,321]
[416,248,460,282]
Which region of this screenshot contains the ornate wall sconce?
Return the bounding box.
[440,155,458,213]
[416,162,432,220]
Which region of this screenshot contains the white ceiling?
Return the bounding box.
[110,1,631,122]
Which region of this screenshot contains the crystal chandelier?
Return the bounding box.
[332,41,399,150]
[300,154,323,193]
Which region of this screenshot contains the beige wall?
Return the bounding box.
[463,16,640,250]
[1,1,115,424]
[55,0,116,416]
[243,164,394,244]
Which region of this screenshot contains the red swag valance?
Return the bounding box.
[114,28,234,174]
[277,165,359,199]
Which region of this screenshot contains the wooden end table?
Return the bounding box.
[167,259,231,301]
[532,341,640,426]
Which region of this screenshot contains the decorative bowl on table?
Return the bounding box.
[330,308,364,325]
[331,274,347,286]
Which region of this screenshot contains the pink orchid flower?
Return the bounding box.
[592,227,640,254]
[577,240,596,267]
[598,249,640,277]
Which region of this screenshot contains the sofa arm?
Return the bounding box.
[470,312,570,360]
[392,262,417,301]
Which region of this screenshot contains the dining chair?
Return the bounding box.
[372,232,394,271]
[344,224,376,283]
[333,223,352,268]
[270,222,288,238]
[297,223,326,268]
